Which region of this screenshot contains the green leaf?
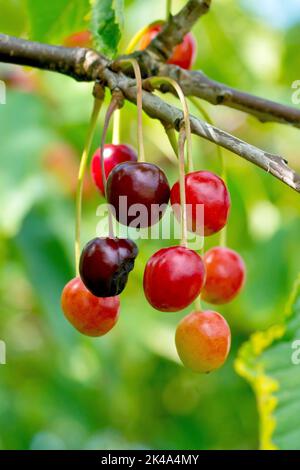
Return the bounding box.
[235,275,300,450]
[91,0,124,57]
[26,0,91,43]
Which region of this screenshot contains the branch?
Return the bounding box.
[147,0,211,61]
[157,64,300,128]
[1,34,300,192]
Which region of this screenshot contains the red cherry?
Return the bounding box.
[91,144,138,195]
[202,247,246,304]
[63,30,92,48]
[61,277,120,337]
[107,162,170,228]
[170,171,231,236]
[80,237,138,297]
[139,23,196,70]
[143,246,205,312]
[175,310,231,373]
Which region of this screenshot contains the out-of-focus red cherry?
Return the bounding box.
[139,23,197,70]
[63,30,92,48]
[202,247,246,304]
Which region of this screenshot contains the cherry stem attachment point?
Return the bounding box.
[194,295,202,312]
[178,127,188,248]
[147,77,193,173]
[75,98,102,276]
[116,58,145,163]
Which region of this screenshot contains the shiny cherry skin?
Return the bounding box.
[91,144,138,195]
[107,162,170,228]
[63,30,92,48]
[202,247,246,304]
[61,277,120,337]
[143,246,206,312]
[175,310,231,373]
[171,171,231,236]
[139,23,196,70]
[80,237,138,297]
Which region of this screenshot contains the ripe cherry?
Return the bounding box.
[202,247,246,304]
[61,277,120,337]
[91,144,138,195]
[143,246,205,312]
[80,237,138,297]
[170,171,231,236]
[175,310,231,373]
[63,30,92,48]
[139,23,196,70]
[107,162,170,228]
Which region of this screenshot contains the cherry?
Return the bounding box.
[143,246,205,312]
[106,162,170,228]
[170,171,231,236]
[91,144,138,195]
[175,310,231,373]
[63,30,92,48]
[61,277,120,337]
[202,247,246,304]
[139,23,196,70]
[79,237,138,297]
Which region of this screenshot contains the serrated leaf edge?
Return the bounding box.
[235,274,300,450]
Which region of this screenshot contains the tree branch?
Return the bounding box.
[147,0,211,61]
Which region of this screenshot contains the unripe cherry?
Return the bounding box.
[175,310,231,373]
[61,277,120,337]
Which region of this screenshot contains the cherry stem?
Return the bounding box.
[75,98,102,276]
[194,296,202,312]
[112,108,121,145]
[166,0,172,20]
[117,58,145,163]
[100,95,122,238]
[147,77,193,173]
[178,127,188,248]
[164,125,178,156]
[189,96,228,248]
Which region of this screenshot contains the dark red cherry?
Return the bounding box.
[61,277,120,337]
[63,30,92,48]
[91,144,138,195]
[170,171,231,236]
[139,23,197,70]
[175,310,231,373]
[106,162,170,228]
[79,237,138,297]
[143,246,206,312]
[202,247,246,304]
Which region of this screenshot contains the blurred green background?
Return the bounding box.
[0,0,300,450]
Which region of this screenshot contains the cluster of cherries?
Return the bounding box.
[61,25,246,374]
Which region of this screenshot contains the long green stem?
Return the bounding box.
[112,108,121,145]
[178,128,188,248]
[166,0,172,20]
[148,77,193,172]
[117,58,145,162]
[189,96,228,247]
[75,98,102,275]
